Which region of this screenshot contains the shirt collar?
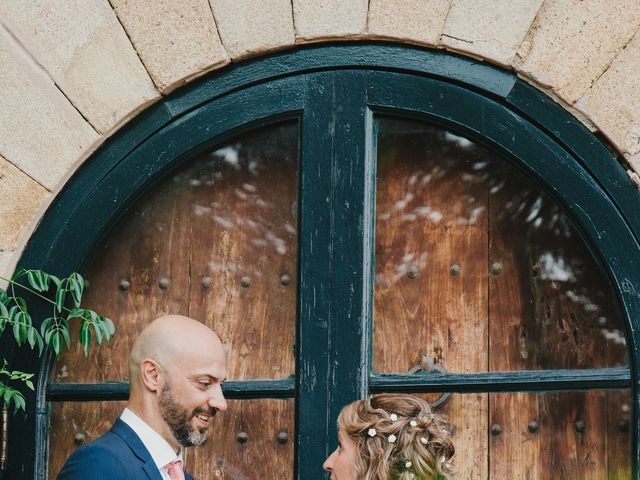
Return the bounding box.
[120,408,183,470]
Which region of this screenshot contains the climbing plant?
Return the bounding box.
[0,269,114,413]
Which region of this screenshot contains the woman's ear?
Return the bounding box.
[140,358,163,393]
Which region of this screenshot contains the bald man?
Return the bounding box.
[57,315,227,480]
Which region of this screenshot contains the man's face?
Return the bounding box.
[159,378,215,446]
[158,347,227,447]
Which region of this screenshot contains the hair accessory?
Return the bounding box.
[410,420,418,427]
[368,428,377,437]
[388,434,397,443]
[405,461,413,468]
[420,436,428,445]
[390,413,398,421]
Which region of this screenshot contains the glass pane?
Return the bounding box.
[53,122,299,382]
[48,398,295,480]
[373,116,627,374]
[187,398,294,479]
[375,390,631,479]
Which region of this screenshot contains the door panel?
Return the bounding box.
[373,117,626,375]
[488,160,627,372]
[48,399,295,480]
[489,390,631,479]
[53,122,299,383]
[186,399,294,480]
[48,121,299,478]
[374,118,489,376]
[371,116,631,478]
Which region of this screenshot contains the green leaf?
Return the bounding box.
[35,333,44,355]
[12,312,30,346]
[15,296,27,311]
[99,316,114,343]
[93,320,103,345]
[13,392,26,413]
[51,332,62,357]
[3,388,13,404]
[67,308,84,320]
[80,322,91,356]
[25,379,34,390]
[27,270,50,292]
[0,289,8,305]
[68,273,84,308]
[11,268,27,281]
[49,275,61,288]
[27,326,37,349]
[55,287,65,313]
[61,326,71,348]
[40,317,53,341]
[0,301,8,318]
[104,317,115,336]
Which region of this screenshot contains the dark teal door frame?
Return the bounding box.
[4,43,639,479]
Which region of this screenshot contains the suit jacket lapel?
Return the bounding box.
[111,419,164,480]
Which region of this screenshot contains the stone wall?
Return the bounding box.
[1,0,640,277]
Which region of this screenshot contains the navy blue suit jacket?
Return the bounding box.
[56,419,194,480]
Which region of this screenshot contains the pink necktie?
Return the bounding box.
[166,460,186,480]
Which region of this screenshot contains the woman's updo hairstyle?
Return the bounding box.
[338,394,455,480]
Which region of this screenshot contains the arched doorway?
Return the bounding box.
[7,44,640,479]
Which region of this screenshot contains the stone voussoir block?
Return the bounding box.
[0,156,49,252]
[440,0,543,66]
[210,0,295,59]
[294,0,368,41]
[514,0,640,104]
[0,250,19,288]
[576,31,640,171]
[0,24,98,191]
[367,0,450,47]
[110,0,229,93]
[0,0,159,133]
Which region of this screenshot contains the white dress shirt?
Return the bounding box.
[120,408,184,480]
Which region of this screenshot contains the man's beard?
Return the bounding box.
[159,380,214,447]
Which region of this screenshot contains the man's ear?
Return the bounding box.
[140,359,164,393]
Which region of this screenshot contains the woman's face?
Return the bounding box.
[323,429,358,479]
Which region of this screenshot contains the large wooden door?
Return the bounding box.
[44,70,632,479]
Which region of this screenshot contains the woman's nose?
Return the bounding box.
[323,449,337,471]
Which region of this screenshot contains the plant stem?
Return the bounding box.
[0,275,73,315]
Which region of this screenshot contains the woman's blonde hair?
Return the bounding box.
[337,394,455,480]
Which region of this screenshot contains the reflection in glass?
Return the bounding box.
[373,117,626,374]
[54,122,299,382]
[390,389,631,479]
[48,399,295,480]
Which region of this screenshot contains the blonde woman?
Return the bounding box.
[323,394,455,480]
